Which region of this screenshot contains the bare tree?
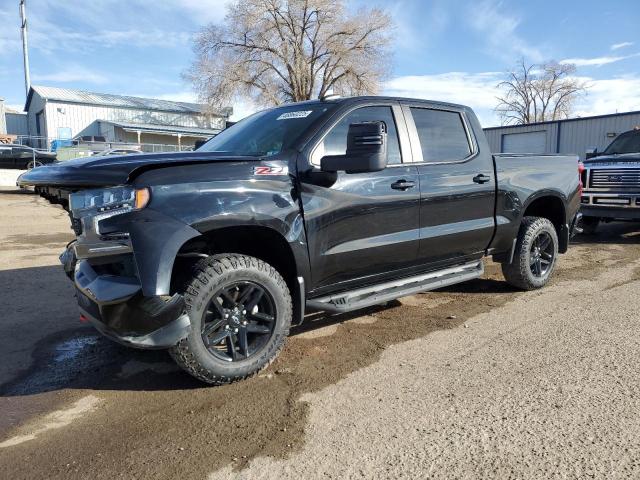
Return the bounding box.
[186,0,393,108]
[496,59,588,125]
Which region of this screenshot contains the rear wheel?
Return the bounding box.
[581,216,600,235]
[170,254,292,385]
[501,216,559,290]
[26,159,43,169]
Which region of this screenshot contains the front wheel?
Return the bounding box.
[501,216,559,290]
[170,254,292,385]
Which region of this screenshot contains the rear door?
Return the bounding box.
[300,103,421,294]
[404,104,496,267]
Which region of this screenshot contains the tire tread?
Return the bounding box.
[169,254,291,385]
[502,216,558,291]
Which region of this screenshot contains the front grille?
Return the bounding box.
[590,168,640,189]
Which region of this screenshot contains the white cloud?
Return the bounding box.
[573,75,640,117]
[384,72,503,126]
[5,104,25,113]
[229,98,260,122]
[468,0,544,63]
[158,0,234,24]
[32,67,109,84]
[383,72,640,127]
[611,42,634,51]
[0,8,21,56]
[560,53,639,67]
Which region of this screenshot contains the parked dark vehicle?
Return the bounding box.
[17,96,581,384]
[580,127,640,233]
[0,144,56,169]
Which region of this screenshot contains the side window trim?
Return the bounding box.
[309,102,410,167]
[402,104,478,165]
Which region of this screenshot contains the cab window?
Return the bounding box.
[410,108,472,163]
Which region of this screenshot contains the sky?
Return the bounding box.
[0,0,638,126]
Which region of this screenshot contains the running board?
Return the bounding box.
[306,261,484,314]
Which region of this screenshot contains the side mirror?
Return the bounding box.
[320,121,387,174]
[585,147,598,159]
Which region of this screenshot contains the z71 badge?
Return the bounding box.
[254,165,288,176]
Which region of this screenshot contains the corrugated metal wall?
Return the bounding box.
[25,91,225,141]
[484,123,558,154]
[6,112,29,136]
[27,92,45,137]
[484,112,640,160]
[43,100,224,140]
[557,113,640,158]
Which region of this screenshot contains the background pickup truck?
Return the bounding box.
[581,127,640,233]
[18,96,581,385]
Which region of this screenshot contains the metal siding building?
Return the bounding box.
[23,85,231,149]
[484,111,640,160]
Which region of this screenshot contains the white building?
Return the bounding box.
[21,85,231,150]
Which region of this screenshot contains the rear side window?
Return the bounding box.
[410,108,471,162]
[313,106,402,165]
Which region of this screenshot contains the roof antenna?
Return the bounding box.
[19,0,31,99]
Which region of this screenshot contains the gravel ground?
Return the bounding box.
[0,188,639,479]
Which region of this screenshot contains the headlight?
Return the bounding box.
[69,186,150,235]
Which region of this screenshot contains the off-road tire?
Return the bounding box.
[580,216,600,235]
[170,254,292,385]
[501,216,559,290]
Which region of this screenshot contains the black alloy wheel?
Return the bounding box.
[201,281,276,362]
[501,216,559,290]
[529,231,555,278]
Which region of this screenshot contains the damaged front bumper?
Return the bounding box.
[61,244,190,349]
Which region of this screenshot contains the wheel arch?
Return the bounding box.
[170,224,308,324]
[522,191,569,253]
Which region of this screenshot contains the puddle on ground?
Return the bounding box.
[53,336,99,362]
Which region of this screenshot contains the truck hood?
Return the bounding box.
[585,152,640,166]
[17,151,264,188]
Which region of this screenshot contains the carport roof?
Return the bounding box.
[100,120,221,138]
[25,85,232,117]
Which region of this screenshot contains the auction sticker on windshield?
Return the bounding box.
[276,111,312,120]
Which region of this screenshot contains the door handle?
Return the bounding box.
[391,180,416,190]
[473,174,491,184]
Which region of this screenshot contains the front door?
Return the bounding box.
[300,104,420,294]
[404,105,496,267]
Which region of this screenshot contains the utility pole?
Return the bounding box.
[19,0,31,98]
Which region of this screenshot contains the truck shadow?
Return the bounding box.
[7,218,633,398]
[0,263,516,397]
[572,221,640,245]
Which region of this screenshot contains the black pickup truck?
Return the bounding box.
[18,96,581,384]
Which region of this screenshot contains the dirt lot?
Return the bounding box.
[0,188,639,479]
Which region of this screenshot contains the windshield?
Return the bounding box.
[199,103,335,156]
[603,130,640,155]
